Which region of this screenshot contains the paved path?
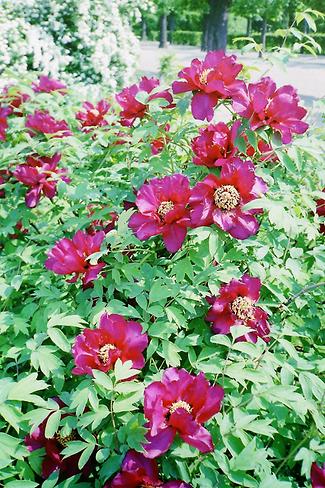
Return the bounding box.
[138,41,325,107]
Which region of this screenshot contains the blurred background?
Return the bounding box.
[0,0,324,106]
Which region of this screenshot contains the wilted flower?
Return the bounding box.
[311,462,325,488]
[172,50,244,121]
[151,124,171,155]
[316,189,325,234]
[25,110,72,138]
[143,367,224,458]
[14,153,70,208]
[206,274,270,343]
[86,205,118,235]
[116,76,174,127]
[129,174,191,253]
[0,106,11,141]
[105,450,191,488]
[244,136,278,163]
[72,313,148,376]
[2,86,30,115]
[32,75,67,94]
[233,77,308,144]
[191,121,240,167]
[0,168,12,198]
[190,159,267,240]
[76,100,111,131]
[45,230,105,286]
[25,398,93,480]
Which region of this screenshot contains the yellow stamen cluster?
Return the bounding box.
[55,430,77,447]
[199,68,213,85]
[214,185,240,211]
[231,296,254,321]
[98,343,116,364]
[157,200,174,220]
[169,400,192,415]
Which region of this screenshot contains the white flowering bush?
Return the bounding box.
[0,0,152,89]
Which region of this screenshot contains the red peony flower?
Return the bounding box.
[105,450,191,488]
[172,50,244,121]
[45,230,105,286]
[190,159,267,240]
[316,189,325,234]
[25,110,72,138]
[32,75,67,94]
[116,76,174,127]
[2,86,30,116]
[76,100,111,131]
[129,174,191,253]
[14,153,70,208]
[206,274,270,343]
[311,462,325,488]
[233,76,308,144]
[25,398,93,480]
[86,205,118,235]
[143,367,224,458]
[0,105,11,141]
[191,121,241,167]
[72,313,148,376]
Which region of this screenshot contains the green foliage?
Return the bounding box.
[0,55,324,487]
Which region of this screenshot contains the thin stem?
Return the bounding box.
[281,281,325,308]
[275,427,314,475]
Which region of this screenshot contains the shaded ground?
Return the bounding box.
[138,41,325,108]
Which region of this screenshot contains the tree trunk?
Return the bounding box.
[205,0,230,52]
[259,16,267,58]
[141,19,147,41]
[159,13,168,48]
[168,14,176,44]
[246,17,252,37]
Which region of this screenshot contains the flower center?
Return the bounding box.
[90,109,100,117]
[214,185,240,211]
[231,296,254,321]
[54,430,77,447]
[157,200,174,220]
[199,68,213,85]
[169,400,192,415]
[98,343,116,364]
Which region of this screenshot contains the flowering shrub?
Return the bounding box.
[0,0,152,88]
[0,54,324,488]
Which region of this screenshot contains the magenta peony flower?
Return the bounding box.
[14,153,70,208]
[191,121,241,167]
[32,75,67,94]
[206,274,270,343]
[190,159,267,240]
[72,313,148,376]
[0,105,11,141]
[172,50,244,121]
[105,450,191,488]
[233,76,308,144]
[45,230,105,286]
[25,398,93,480]
[143,367,224,458]
[129,174,191,253]
[25,110,72,138]
[116,76,174,127]
[76,100,111,131]
[311,462,325,488]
